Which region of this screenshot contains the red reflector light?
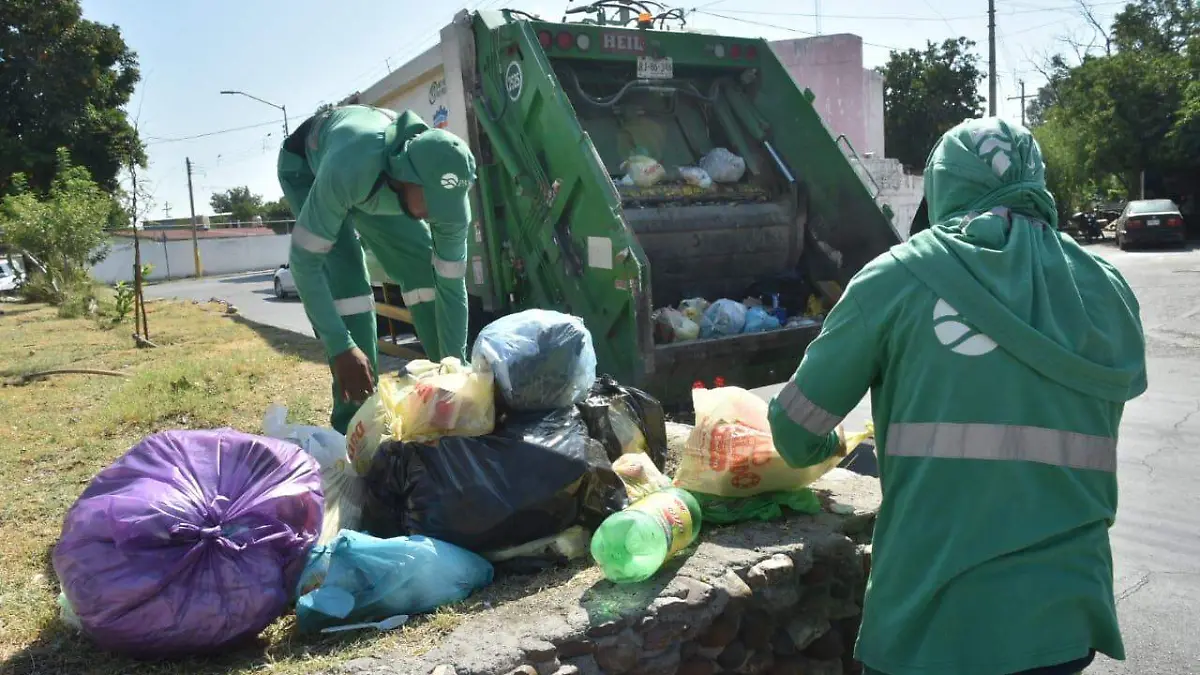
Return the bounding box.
[746,45,758,58]
[714,376,726,387]
[537,31,552,49]
[730,44,742,58]
[556,31,573,50]
[692,380,705,390]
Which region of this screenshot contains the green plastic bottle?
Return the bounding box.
[591,487,702,584]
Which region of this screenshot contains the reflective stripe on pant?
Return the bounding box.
[278,146,379,435]
[354,213,445,361]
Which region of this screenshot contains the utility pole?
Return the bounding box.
[988,0,997,116]
[162,203,172,218]
[186,158,202,277]
[1007,80,1027,126]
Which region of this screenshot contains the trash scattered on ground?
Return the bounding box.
[362,407,626,552]
[54,429,323,657]
[472,309,597,412]
[591,487,702,584]
[577,375,670,469]
[612,453,673,501]
[652,306,700,343]
[295,530,493,634]
[319,614,410,634]
[483,525,591,575]
[677,165,713,188]
[693,488,821,524]
[264,404,365,543]
[700,147,747,183]
[701,298,749,337]
[675,386,843,496]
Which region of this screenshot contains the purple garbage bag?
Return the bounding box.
[53,429,323,657]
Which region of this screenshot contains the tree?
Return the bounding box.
[0,148,113,304]
[262,196,292,222]
[0,0,143,195]
[878,37,985,171]
[209,186,264,223]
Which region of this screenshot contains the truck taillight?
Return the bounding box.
[730,44,742,58]
[746,44,758,59]
[537,30,552,49]
[556,31,573,50]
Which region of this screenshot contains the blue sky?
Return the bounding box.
[79,0,1125,219]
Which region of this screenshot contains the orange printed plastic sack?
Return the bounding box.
[674,387,866,497]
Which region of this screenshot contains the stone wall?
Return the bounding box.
[336,470,881,675]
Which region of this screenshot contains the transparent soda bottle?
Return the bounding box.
[590,487,702,584]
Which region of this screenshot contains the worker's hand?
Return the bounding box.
[333,346,375,404]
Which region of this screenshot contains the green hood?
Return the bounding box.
[892,117,1146,403]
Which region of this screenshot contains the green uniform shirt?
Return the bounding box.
[769,118,1147,675]
[288,105,475,361]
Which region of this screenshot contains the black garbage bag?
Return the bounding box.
[577,375,669,470]
[362,408,627,552]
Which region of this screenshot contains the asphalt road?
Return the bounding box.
[146,243,1200,673]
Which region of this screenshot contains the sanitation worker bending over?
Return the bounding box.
[769,118,1146,675]
[278,105,475,433]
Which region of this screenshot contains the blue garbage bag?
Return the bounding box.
[700,299,748,338]
[743,306,782,333]
[295,530,493,633]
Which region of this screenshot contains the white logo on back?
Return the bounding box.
[440,173,462,190]
[933,298,998,356]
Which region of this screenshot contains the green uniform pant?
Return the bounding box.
[278,148,443,434]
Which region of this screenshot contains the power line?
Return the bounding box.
[144,119,283,145]
[691,10,903,50]
[708,1,1127,22]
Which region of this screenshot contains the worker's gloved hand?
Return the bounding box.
[333,346,375,404]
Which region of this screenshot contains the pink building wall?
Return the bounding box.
[770,34,883,157]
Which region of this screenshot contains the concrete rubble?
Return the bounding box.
[332,468,882,675]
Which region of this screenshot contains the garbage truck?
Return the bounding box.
[343,2,904,405]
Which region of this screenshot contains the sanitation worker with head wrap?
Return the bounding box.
[769,118,1147,675]
[278,105,475,434]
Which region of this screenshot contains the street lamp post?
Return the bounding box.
[219,90,289,137]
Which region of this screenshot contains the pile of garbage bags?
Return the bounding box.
[51,307,869,658]
[653,292,828,345]
[615,147,746,189]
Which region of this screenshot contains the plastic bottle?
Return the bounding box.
[591,487,702,584]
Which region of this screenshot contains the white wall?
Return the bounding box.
[863,157,925,240]
[91,234,291,283]
[863,70,886,158]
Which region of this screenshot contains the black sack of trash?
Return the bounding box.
[577,375,669,470]
[362,408,628,552]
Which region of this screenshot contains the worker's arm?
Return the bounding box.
[769,289,880,469]
[429,219,470,362]
[289,168,358,360]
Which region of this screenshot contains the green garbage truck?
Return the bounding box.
[343,3,903,405]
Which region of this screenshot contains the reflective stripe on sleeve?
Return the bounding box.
[432,255,468,279]
[885,423,1117,472]
[291,225,335,254]
[776,380,844,435]
[402,287,436,306]
[333,294,375,316]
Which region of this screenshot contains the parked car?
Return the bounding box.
[1114,199,1186,250]
[0,260,21,293]
[272,264,297,299]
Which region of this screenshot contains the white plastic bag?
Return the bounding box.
[621,154,667,187]
[653,307,700,343]
[263,404,366,544]
[700,148,747,183]
[678,166,713,188]
[700,299,748,337]
[673,387,842,497]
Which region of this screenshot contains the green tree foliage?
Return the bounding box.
[878,38,985,171]
[0,149,113,305]
[1031,0,1198,207]
[209,186,264,223]
[0,0,143,195]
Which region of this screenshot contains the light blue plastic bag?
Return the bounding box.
[700,299,748,338]
[743,306,782,333]
[295,530,494,633]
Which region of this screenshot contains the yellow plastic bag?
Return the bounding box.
[391,357,495,443]
[674,387,843,497]
[347,374,407,475]
[612,453,672,501]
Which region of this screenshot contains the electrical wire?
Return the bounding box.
[706,1,1128,22]
[144,119,283,145]
[691,10,903,50]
